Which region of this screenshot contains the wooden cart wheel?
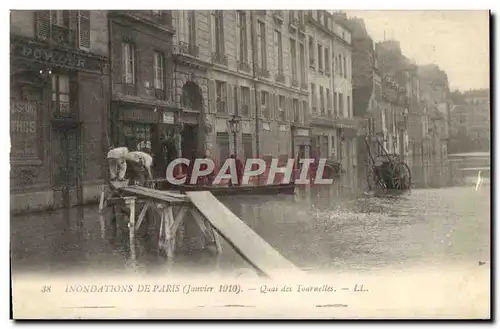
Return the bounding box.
[368,165,387,190]
[391,162,411,190]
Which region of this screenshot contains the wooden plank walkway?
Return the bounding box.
[186,191,302,279]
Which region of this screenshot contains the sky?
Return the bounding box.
[344,10,490,92]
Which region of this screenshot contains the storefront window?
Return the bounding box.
[122,123,152,151]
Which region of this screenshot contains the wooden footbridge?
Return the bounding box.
[99,182,302,279]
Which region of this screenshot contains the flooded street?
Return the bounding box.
[10,185,490,277]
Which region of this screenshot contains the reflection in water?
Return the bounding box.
[11,186,490,276]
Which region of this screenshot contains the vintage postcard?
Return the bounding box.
[9,8,490,319]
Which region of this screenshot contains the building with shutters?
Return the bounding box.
[305,11,358,186]
[107,11,180,179]
[10,10,109,213]
[168,10,312,167]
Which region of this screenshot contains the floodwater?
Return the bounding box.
[10,184,490,277]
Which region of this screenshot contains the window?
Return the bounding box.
[347,95,351,117]
[338,54,343,77]
[51,74,71,114]
[233,85,238,114]
[261,90,269,119]
[324,47,330,74]
[274,30,283,73]
[334,92,338,117]
[122,43,135,84]
[214,11,224,55]
[319,86,324,114]
[299,42,305,85]
[238,11,248,63]
[310,83,316,111]
[327,88,331,115]
[343,56,347,79]
[241,86,250,116]
[293,98,300,122]
[339,92,344,116]
[334,53,338,74]
[188,11,196,46]
[153,52,164,90]
[216,81,227,113]
[258,21,267,70]
[51,10,69,27]
[308,36,314,66]
[317,43,323,71]
[290,38,297,83]
[278,95,286,121]
[302,101,308,122]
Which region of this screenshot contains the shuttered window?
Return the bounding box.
[34,10,89,50]
[78,10,90,50]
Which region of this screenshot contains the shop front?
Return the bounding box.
[10,34,108,213]
[291,126,312,160]
[111,102,181,179]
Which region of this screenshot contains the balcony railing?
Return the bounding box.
[177,41,199,57]
[211,52,228,66]
[51,25,77,47]
[258,67,270,79]
[238,60,251,73]
[275,72,285,83]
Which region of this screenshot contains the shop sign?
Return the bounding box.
[121,108,158,123]
[163,111,175,124]
[10,100,39,160]
[11,36,107,72]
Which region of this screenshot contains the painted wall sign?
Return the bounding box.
[11,36,107,72]
[10,100,39,160]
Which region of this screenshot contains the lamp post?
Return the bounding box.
[229,114,241,158]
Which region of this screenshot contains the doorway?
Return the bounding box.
[181,124,198,159]
[52,125,81,208]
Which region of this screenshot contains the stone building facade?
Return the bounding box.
[10,10,109,213]
[448,89,490,154]
[170,10,311,166]
[108,11,180,179]
[329,12,358,184]
[418,64,451,187]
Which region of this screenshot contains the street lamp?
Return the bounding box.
[229,114,241,158]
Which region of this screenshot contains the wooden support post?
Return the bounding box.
[99,214,106,239]
[190,208,221,253]
[165,206,175,259]
[157,204,165,253]
[98,184,106,213]
[135,202,150,231]
[212,228,223,254]
[124,197,137,261]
